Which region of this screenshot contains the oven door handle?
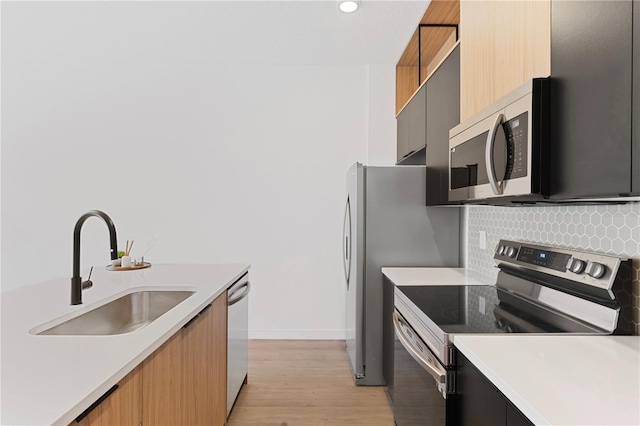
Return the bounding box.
[485,112,505,195]
[393,311,448,391]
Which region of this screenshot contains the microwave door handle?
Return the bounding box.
[485,113,505,195]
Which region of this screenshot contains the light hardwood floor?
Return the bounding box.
[227,340,394,426]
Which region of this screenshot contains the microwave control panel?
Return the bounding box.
[503,112,528,181]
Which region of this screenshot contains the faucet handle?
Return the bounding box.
[82,266,94,290]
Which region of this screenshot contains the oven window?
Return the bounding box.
[451,111,529,190]
[450,131,489,189]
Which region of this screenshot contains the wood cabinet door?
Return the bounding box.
[141,329,185,425]
[210,293,228,424]
[74,367,142,426]
[142,292,228,426]
[460,0,550,121]
[182,291,228,426]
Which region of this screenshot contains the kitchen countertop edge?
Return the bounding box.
[382,267,495,286]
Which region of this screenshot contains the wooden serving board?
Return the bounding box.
[105,262,152,272]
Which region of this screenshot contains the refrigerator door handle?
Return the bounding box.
[343,196,352,287]
[345,236,349,265]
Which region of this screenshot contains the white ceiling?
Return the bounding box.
[195,0,430,65]
[3,0,429,66]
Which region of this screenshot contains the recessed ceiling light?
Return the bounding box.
[338,0,359,13]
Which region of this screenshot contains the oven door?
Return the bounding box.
[393,310,455,426]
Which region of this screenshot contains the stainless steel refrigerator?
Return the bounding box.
[342,163,459,385]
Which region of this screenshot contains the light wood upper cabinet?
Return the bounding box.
[396,29,420,115]
[459,0,551,121]
[396,0,459,115]
[74,367,142,426]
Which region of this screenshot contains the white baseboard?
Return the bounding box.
[248,329,347,340]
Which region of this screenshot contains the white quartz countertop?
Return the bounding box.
[0,263,249,425]
[454,335,640,426]
[382,267,494,286]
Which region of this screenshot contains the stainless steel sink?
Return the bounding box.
[35,290,195,335]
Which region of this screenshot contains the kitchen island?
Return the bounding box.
[1,263,249,425]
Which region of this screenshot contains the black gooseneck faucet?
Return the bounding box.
[71,210,119,305]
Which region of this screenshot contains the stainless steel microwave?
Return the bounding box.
[448,78,550,203]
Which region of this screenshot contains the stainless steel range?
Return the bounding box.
[392,240,633,426]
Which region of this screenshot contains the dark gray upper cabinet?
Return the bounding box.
[409,85,427,155]
[633,0,640,191]
[397,106,411,163]
[550,0,634,198]
[396,84,427,164]
[426,45,460,206]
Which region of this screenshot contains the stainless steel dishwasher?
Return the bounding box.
[227,272,250,417]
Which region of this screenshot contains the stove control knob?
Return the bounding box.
[566,258,586,274]
[505,246,517,258]
[585,262,607,279]
[497,245,505,255]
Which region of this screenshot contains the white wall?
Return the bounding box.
[367,64,398,166]
[1,2,397,338]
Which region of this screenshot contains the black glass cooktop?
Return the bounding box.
[396,284,595,334]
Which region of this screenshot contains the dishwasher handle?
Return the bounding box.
[393,311,449,397]
[228,281,251,306]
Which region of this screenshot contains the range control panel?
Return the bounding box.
[493,239,625,291]
[516,246,570,272]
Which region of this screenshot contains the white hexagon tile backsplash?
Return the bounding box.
[466,202,640,335]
